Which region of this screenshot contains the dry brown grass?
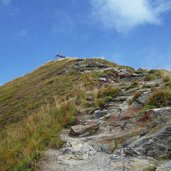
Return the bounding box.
[0,99,77,171]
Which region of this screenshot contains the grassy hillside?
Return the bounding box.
[0,58,119,129]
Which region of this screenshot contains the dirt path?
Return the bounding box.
[41,149,114,171]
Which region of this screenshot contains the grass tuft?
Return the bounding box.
[148,89,171,107]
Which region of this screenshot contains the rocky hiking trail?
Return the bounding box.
[40,59,171,171]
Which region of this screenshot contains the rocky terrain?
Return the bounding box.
[1,58,171,171]
[40,58,171,171]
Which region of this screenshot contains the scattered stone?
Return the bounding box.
[90,110,108,119]
[137,91,151,104]
[99,77,107,82]
[143,79,163,87]
[116,68,130,78]
[114,96,130,102]
[131,73,146,77]
[54,139,97,166]
[110,157,156,171]
[64,138,96,156]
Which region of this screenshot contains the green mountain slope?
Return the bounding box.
[0,58,117,128]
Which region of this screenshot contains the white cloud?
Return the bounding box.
[0,0,12,6]
[89,0,171,33]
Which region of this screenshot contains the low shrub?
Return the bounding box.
[95,98,106,109]
[97,86,120,99]
[144,74,157,81]
[149,69,161,76]
[165,81,171,88]
[148,89,171,107]
[163,76,171,82]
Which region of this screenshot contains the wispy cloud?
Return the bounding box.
[0,0,12,6]
[89,0,171,33]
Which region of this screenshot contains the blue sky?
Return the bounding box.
[0,0,171,85]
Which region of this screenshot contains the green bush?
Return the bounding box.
[165,81,171,88]
[163,76,170,82]
[149,69,161,76]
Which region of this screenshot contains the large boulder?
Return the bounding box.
[138,107,171,127]
[116,125,171,159]
[90,110,108,119]
[143,79,163,87]
[69,121,100,137]
[64,138,96,156]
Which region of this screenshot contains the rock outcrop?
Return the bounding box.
[69,121,100,137]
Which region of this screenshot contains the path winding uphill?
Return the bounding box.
[40,59,171,171]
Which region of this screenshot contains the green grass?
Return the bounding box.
[0,59,81,129]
